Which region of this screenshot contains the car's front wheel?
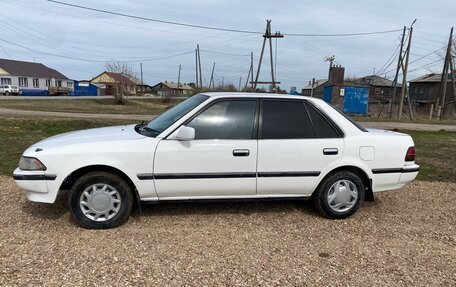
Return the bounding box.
[69,172,133,229]
[313,171,365,219]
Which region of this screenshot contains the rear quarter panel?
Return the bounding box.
[345,130,415,192]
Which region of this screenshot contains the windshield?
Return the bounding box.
[138,94,209,137]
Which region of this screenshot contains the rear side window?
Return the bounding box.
[305,102,340,138]
[261,100,314,139]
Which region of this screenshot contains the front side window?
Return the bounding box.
[261,100,314,139]
[187,100,257,140]
[19,77,28,87]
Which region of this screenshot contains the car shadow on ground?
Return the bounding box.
[20,192,383,224]
[139,199,320,218]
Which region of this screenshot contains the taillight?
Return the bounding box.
[405,146,416,161]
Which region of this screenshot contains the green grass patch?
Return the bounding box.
[402,130,456,182]
[0,116,135,176]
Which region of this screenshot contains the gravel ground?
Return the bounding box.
[0,177,454,286]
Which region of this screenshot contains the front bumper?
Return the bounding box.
[13,168,58,203]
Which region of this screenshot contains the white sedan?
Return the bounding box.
[13,93,419,229]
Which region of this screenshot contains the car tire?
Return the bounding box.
[69,172,133,229]
[313,171,365,219]
[5,91,9,96]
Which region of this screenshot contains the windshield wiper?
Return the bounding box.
[136,122,159,135]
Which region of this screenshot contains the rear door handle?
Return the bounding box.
[233,149,250,157]
[323,148,338,155]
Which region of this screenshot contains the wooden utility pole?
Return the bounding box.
[244,63,251,91]
[195,49,198,88]
[325,55,335,84]
[209,62,215,90]
[398,19,416,120]
[388,26,406,119]
[177,64,181,96]
[140,62,143,85]
[437,27,453,120]
[310,78,316,97]
[450,56,456,115]
[245,52,254,91]
[250,52,254,91]
[238,76,242,92]
[252,20,283,92]
[197,44,202,88]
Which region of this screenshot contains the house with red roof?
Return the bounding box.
[90,71,137,96]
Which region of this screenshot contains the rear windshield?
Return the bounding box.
[333,107,368,132]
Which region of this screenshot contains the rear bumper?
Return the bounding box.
[13,168,58,203]
[372,164,419,192]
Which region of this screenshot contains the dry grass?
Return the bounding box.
[0,98,178,115]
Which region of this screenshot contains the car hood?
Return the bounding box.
[31,124,146,149]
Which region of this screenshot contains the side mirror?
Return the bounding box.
[175,125,195,141]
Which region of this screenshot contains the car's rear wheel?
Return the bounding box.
[313,171,365,219]
[5,91,9,96]
[69,172,133,229]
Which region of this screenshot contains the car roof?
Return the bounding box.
[201,92,323,103]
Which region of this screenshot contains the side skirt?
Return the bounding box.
[140,195,311,205]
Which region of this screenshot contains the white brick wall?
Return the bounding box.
[0,76,74,91]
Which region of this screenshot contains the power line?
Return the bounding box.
[409,45,446,65]
[408,58,444,73]
[47,0,263,34]
[0,44,12,59]
[286,37,343,65]
[376,33,407,76]
[200,49,250,57]
[384,45,446,75]
[376,48,399,76]
[286,29,405,37]
[0,38,194,63]
[48,0,405,38]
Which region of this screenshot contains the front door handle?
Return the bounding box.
[233,149,250,157]
[323,148,338,155]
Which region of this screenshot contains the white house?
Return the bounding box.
[0,58,73,96]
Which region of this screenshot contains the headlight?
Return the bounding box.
[18,156,47,171]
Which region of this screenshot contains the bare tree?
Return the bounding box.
[104,61,137,104]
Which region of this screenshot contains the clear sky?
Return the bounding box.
[0,0,454,90]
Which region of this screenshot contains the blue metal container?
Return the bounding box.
[323,85,369,114]
[71,80,98,96]
[343,86,369,114]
